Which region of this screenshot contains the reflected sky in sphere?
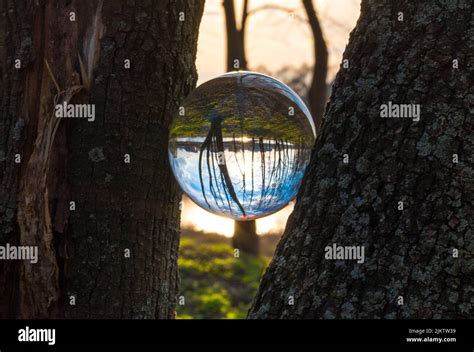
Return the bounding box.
[169,71,315,220]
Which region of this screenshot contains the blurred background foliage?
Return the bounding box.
[175,0,360,319]
[176,229,280,319]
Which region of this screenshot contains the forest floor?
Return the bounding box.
[176,228,281,319]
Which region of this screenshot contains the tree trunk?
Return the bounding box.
[0,0,205,319]
[223,0,248,71]
[222,0,256,253]
[249,0,473,319]
[1,0,89,319]
[302,0,328,133]
[0,0,36,318]
[233,220,259,255]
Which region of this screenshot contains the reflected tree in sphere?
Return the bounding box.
[169,71,316,222]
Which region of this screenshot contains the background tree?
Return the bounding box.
[302,0,328,133]
[249,0,473,319]
[221,0,328,255]
[223,0,249,71]
[222,0,258,254]
[0,0,205,319]
[248,1,328,132]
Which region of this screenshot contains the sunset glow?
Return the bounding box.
[182,0,360,236]
[196,0,361,84]
[181,196,295,237]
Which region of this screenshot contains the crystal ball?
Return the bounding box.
[168,71,316,220]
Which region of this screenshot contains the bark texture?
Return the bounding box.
[249,0,473,319]
[0,0,36,318]
[1,0,86,318]
[64,0,205,319]
[0,0,205,319]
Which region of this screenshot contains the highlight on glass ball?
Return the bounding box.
[168,71,316,221]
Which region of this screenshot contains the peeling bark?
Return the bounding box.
[2,0,86,318]
[0,0,36,318]
[249,0,473,319]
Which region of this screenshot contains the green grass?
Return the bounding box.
[176,230,279,319]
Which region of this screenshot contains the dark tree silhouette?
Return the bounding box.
[233,220,259,255]
[199,112,246,217]
[0,0,205,318]
[193,73,314,255]
[302,0,328,133]
[250,0,473,319]
[221,0,327,254]
[222,0,259,253]
[223,0,249,71]
[247,1,328,132]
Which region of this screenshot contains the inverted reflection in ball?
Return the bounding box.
[169,71,316,220]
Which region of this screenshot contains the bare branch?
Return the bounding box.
[247,4,307,23]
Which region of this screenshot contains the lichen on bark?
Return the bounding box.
[249,0,473,319]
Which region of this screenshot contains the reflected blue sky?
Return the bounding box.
[169,72,315,221]
[169,138,309,220]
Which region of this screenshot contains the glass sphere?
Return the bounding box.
[168,71,316,220]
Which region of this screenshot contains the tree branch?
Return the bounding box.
[247,4,307,23]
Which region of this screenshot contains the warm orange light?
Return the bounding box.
[180,195,294,237]
[196,0,361,84]
[181,196,234,237]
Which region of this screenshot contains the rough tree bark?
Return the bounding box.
[249,0,473,319]
[0,0,205,319]
[1,0,87,319]
[0,0,36,318]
